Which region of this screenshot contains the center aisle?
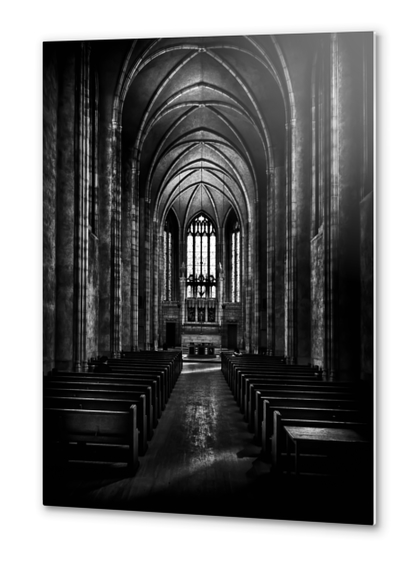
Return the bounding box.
[80,362,273,518]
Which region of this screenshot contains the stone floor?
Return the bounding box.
[43,363,373,524]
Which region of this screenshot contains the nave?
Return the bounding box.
[44,361,372,525]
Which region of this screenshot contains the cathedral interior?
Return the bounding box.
[43,32,374,525]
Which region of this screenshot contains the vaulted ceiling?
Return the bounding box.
[96,35,289,230]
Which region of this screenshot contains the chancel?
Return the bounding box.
[43,32,374,525]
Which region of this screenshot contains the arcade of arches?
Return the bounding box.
[43,32,373,381]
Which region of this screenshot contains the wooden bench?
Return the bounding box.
[243,379,358,418]
[45,372,159,421]
[122,351,183,376]
[271,410,371,471]
[44,377,158,429]
[284,425,369,476]
[254,393,360,439]
[230,367,320,401]
[262,401,369,455]
[106,363,170,406]
[44,405,139,474]
[240,377,358,417]
[247,385,358,428]
[44,394,148,456]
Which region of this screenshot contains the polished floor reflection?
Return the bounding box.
[44,363,372,523]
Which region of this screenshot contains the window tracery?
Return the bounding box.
[186,214,217,299]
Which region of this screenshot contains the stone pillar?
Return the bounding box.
[322,33,365,380]
[144,201,152,349]
[43,44,58,374]
[285,119,298,364]
[98,104,113,357]
[55,46,76,371]
[153,217,160,350]
[180,262,186,327]
[110,119,122,358]
[121,161,133,351]
[266,167,275,355]
[73,43,91,372]
[324,34,340,378]
[218,262,223,328]
[360,34,374,381]
[244,222,252,353]
[273,165,285,356]
[131,165,139,351]
[252,206,259,354]
[336,33,365,378]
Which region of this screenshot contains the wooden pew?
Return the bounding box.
[221,353,318,386]
[247,384,358,428]
[114,352,182,382]
[230,366,319,401]
[254,393,361,440]
[44,378,158,431]
[271,410,371,473]
[44,405,139,474]
[122,350,183,376]
[262,401,370,456]
[45,371,159,422]
[238,375,355,415]
[106,363,170,407]
[243,379,359,421]
[44,394,148,456]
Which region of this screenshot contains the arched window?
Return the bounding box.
[231,221,240,302]
[186,213,216,298]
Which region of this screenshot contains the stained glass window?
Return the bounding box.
[164,221,173,300]
[231,222,240,302]
[186,213,217,299]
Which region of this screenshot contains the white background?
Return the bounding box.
[1,1,412,560]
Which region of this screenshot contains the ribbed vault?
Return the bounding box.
[115,35,288,229]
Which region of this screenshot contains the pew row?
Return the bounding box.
[44,405,139,474]
[44,393,148,455]
[271,410,371,474]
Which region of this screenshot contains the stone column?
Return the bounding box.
[180,262,186,327]
[273,165,285,356]
[218,262,223,328]
[153,217,160,350]
[43,44,58,374]
[144,201,152,349]
[336,33,365,379]
[266,167,275,354]
[252,205,259,354]
[131,165,139,351]
[121,161,133,351]
[73,43,91,372]
[55,45,76,371]
[110,119,122,358]
[285,119,298,364]
[360,34,374,381]
[98,102,113,357]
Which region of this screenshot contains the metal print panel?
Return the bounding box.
[43,31,374,525]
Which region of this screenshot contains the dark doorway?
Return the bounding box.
[227,324,237,350]
[166,323,176,348]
